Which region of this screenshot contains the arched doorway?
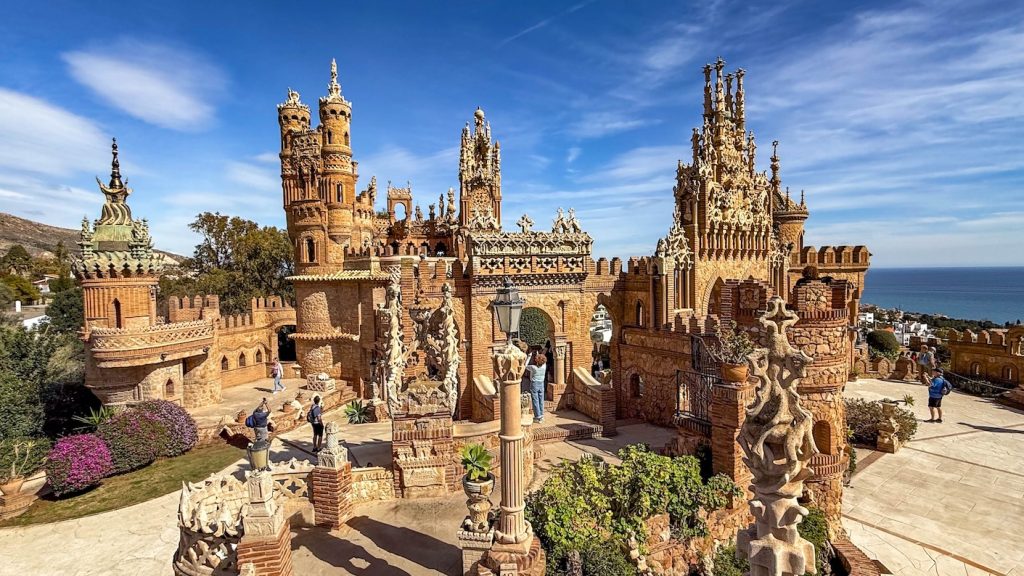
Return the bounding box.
[518,307,556,384]
[708,278,725,317]
[277,325,297,362]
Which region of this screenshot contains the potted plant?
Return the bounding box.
[460,443,495,532]
[0,438,47,496]
[712,322,755,382]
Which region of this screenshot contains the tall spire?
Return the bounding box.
[770,140,781,193]
[702,64,713,117]
[735,69,746,132]
[714,57,725,113]
[109,138,123,190]
[326,58,342,100]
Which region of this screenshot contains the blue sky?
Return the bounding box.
[1,0,1022,267]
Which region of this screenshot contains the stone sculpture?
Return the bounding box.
[378,274,407,416]
[737,296,818,576]
[436,283,462,415]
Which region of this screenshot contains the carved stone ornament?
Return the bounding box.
[317,421,349,468]
[492,340,527,384]
[377,274,407,417]
[737,296,818,576]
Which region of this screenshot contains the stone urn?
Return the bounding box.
[720,362,749,383]
[282,402,296,415]
[235,410,247,424]
[461,473,495,533]
[0,477,25,496]
[295,391,306,403]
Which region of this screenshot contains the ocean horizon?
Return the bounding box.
[862,266,1024,325]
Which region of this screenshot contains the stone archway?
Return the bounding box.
[518,307,554,349]
[277,325,297,362]
[707,278,725,318]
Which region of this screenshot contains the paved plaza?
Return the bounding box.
[2,380,1021,575]
[845,379,1024,576]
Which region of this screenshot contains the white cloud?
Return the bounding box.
[566,147,581,164]
[253,152,279,164]
[63,40,226,131]
[226,161,279,192]
[0,88,109,177]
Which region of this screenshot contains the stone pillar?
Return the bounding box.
[876,402,902,453]
[312,421,353,529]
[481,341,545,575]
[710,377,756,489]
[237,472,294,576]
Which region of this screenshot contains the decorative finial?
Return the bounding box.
[109,138,123,189]
[325,59,342,100]
[800,189,806,207]
[331,58,337,83]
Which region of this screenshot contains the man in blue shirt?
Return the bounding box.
[926,368,950,423]
[524,352,548,424]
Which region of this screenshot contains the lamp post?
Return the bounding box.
[489,278,532,549]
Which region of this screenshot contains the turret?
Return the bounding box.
[317,59,358,261]
[458,107,502,229]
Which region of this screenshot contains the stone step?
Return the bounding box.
[533,421,604,445]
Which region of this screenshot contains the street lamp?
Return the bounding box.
[492,277,525,342]
[246,439,271,472]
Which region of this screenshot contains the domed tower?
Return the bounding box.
[318,58,358,264]
[73,139,164,333]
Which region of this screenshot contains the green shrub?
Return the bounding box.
[575,539,636,576]
[518,308,552,347]
[866,330,900,360]
[526,444,741,573]
[460,444,492,481]
[798,507,830,575]
[845,398,917,445]
[97,409,170,474]
[712,543,748,576]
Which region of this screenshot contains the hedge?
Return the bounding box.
[97,410,170,474]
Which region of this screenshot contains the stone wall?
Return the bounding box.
[350,466,396,504]
[569,367,616,435]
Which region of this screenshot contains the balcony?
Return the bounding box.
[89,320,215,366]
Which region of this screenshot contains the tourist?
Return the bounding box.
[545,343,555,384]
[524,351,547,424]
[926,368,952,423]
[271,358,285,394]
[591,356,602,377]
[308,395,324,452]
[248,398,272,442]
[916,344,935,386]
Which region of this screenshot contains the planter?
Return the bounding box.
[720,362,749,383]
[461,473,495,532]
[0,477,25,496]
[235,410,247,424]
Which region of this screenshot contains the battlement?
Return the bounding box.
[798,245,870,267]
[593,257,623,277]
[168,295,221,323]
[249,296,293,310]
[217,312,255,331]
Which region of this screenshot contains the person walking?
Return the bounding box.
[307,395,324,452]
[524,352,548,424]
[926,368,952,423]
[916,344,935,386]
[271,358,285,394]
[247,398,273,442]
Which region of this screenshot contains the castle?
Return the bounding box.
[76,57,869,530]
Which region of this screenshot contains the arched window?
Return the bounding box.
[630,374,643,398]
[165,379,175,398]
[1003,365,1017,382]
[255,349,264,363]
[813,421,833,455]
[435,242,447,256]
[238,353,247,368]
[327,130,333,144]
[970,362,981,376]
[305,238,316,263]
[221,356,229,371]
[344,131,350,146]
[112,298,122,328]
[336,183,344,203]
[635,300,645,327]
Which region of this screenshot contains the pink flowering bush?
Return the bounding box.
[136,400,198,457]
[97,409,170,474]
[46,434,112,497]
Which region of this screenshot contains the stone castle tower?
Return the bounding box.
[278,60,375,275]
[73,138,164,332]
[458,107,502,229]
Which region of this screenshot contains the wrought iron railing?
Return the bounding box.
[675,369,715,424]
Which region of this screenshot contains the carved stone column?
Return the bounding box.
[480,341,545,575]
[312,422,353,529]
[237,471,294,576]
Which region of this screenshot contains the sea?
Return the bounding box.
[863,267,1024,325]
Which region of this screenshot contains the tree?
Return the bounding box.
[46,287,84,334]
[866,329,900,359]
[1,274,40,303]
[1,245,32,276]
[48,275,75,294]
[161,212,294,314]
[54,241,69,267]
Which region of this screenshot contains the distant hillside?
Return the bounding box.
[0,212,185,263]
